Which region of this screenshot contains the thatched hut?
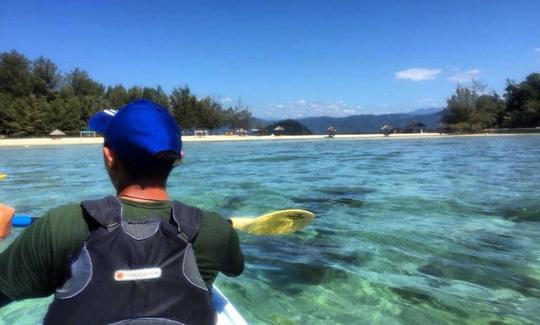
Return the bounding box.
[49,129,66,140]
[273,126,284,136]
[380,124,394,136]
[327,126,337,138]
[411,122,426,133]
[235,128,247,136]
[409,122,427,133]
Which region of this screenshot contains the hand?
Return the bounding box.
[0,204,15,239]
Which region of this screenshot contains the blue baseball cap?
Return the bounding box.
[88,99,182,162]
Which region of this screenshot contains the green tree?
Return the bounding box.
[26,95,51,135]
[104,85,128,108]
[63,68,104,98]
[59,69,106,129]
[224,107,252,129]
[2,96,50,136]
[170,86,199,130]
[127,86,144,102]
[0,50,255,137]
[50,95,83,133]
[442,85,504,131]
[471,94,505,129]
[442,87,477,127]
[198,97,224,131]
[0,93,15,136]
[503,73,540,127]
[142,86,169,107]
[0,50,33,97]
[32,56,61,98]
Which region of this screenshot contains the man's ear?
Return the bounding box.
[103,146,117,169]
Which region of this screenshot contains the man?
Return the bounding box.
[0,99,244,324]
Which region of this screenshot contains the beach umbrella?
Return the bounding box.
[49,129,66,139]
[50,129,66,136]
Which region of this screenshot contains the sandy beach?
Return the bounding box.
[0,132,535,147]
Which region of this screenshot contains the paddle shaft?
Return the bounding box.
[12,209,314,234]
[12,215,259,229]
[12,215,38,227]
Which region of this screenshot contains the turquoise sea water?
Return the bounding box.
[0,135,539,324]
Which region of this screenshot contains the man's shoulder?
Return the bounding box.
[43,200,232,234]
[47,203,82,214]
[173,201,229,228]
[42,203,88,232]
[199,210,234,236]
[45,203,84,220]
[201,210,228,224]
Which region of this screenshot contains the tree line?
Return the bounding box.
[442,73,540,131]
[0,50,252,137]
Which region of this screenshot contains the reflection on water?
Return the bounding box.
[1,135,539,324]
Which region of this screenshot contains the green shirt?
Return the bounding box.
[0,199,244,300]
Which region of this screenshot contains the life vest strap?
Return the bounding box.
[81,196,122,231]
[171,201,202,242]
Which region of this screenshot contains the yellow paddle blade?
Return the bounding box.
[0,174,6,181]
[230,209,315,235]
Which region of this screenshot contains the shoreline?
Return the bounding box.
[0,132,537,147]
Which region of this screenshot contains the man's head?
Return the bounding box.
[88,99,182,191]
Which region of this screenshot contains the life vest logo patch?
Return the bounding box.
[114,268,162,281]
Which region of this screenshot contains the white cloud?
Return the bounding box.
[534,48,540,53]
[395,68,441,81]
[262,99,364,118]
[447,69,481,83]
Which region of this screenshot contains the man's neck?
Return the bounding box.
[118,185,169,202]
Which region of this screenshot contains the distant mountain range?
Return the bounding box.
[251,108,444,134]
[407,107,444,115]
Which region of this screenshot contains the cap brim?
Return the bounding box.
[88,109,117,134]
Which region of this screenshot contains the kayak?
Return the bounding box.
[213,286,247,325]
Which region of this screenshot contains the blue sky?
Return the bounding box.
[1,0,539,119]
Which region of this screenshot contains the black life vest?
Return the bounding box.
[44,196,216,325]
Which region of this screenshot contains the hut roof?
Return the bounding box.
[380,124,393,130]
[50,129,66,136]
[407,122,427,129]
[274,126,285,131]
